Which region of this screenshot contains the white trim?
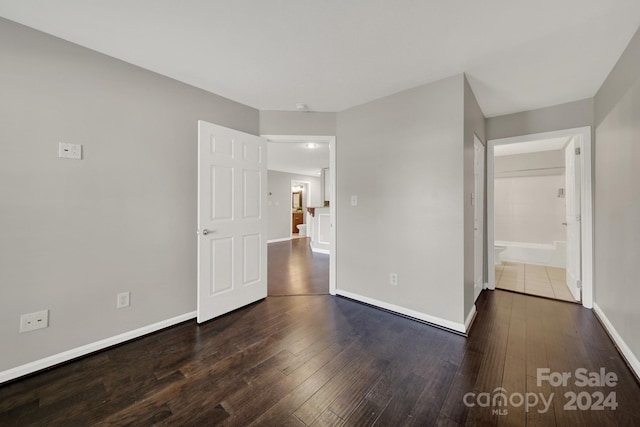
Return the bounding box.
[465,304,477,332]
[262,134,334,144]
[593,303,640,380]
[268,237,291,244]
[487,142,495,289]
[336,290,467,334]
[311,247,330,255]
[0,311,196,384]
[487,126,593,308]
[329,136,337,296]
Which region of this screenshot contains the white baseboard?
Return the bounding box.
[0,311,197,384]
[336,290,466,334]
[593,303,640,380]
[465,304,477,333]
[311,247,330,254]
[268,237,291,243]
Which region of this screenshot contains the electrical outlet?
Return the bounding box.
[58,142,82,160]
[390,273,398,286]
[20,310,49,333]
[117,292,130,309]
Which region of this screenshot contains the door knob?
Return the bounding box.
[202,229,215,235]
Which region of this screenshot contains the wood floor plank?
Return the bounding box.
[243,342,361,426]
[326,357,389,420]
[404,359,459,426]
[1,243,639,427]
[293,356,383,425]
[373,372,428,426]
[310,408,343,427]
[437,349,484,425]
[342,397,384,427]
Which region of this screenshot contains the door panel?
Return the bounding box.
[243,234,261,285]
[210,237,233,294]
[198,120,267,323]
[211,166,233,221]
[243,169,261,219]
[565,138,581,301]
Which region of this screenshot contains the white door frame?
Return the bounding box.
[487,126,593,308]
[262,134,337,296]
[474,136,485,302]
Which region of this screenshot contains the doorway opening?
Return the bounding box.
[263,135,336,297]
[487,127,593,307]
[291,180,310,239]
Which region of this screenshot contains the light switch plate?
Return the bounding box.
[59,142,82,160]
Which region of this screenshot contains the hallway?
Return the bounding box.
[268,237,329,296]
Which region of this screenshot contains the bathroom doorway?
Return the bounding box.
[290,180,310,239]
[487,127,593,308]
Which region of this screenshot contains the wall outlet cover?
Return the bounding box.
[117,292,130,309]
[20,310,49,333]
[390,273,398,286]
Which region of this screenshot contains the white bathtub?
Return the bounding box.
[495,240,566,268]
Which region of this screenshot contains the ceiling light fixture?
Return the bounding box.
[305,143,317,149]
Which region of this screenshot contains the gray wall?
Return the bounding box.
[267,170,321,241]
[336,75,466,326]
[463,76,486,318]
[259,111,337,136]
[0,18,258,371]
[494,150,565,177]
[594,26,640,362]
[486,98,594,141]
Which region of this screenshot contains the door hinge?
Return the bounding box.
[576,214,581,222]
[575,147,581,155]
[577,279,582,289]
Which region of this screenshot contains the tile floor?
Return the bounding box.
[495,261,578,302]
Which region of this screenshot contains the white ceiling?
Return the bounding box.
[494,137,570,157]
[1,1,639,117]
[266,138,329,177]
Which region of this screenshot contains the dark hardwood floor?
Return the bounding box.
[268,237,329,296]
[2,247,639,425]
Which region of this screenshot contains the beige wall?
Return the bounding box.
[494,150,566,245]
[259,111,337,136]
[0,18,258,372]
[594,26,640,364]
[494,175,566,244]
[486,98,594,141]
[336,74,467,328]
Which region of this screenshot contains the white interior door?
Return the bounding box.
[565,138,581,301]
[197,120,267,323]
[474,138,485,301]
